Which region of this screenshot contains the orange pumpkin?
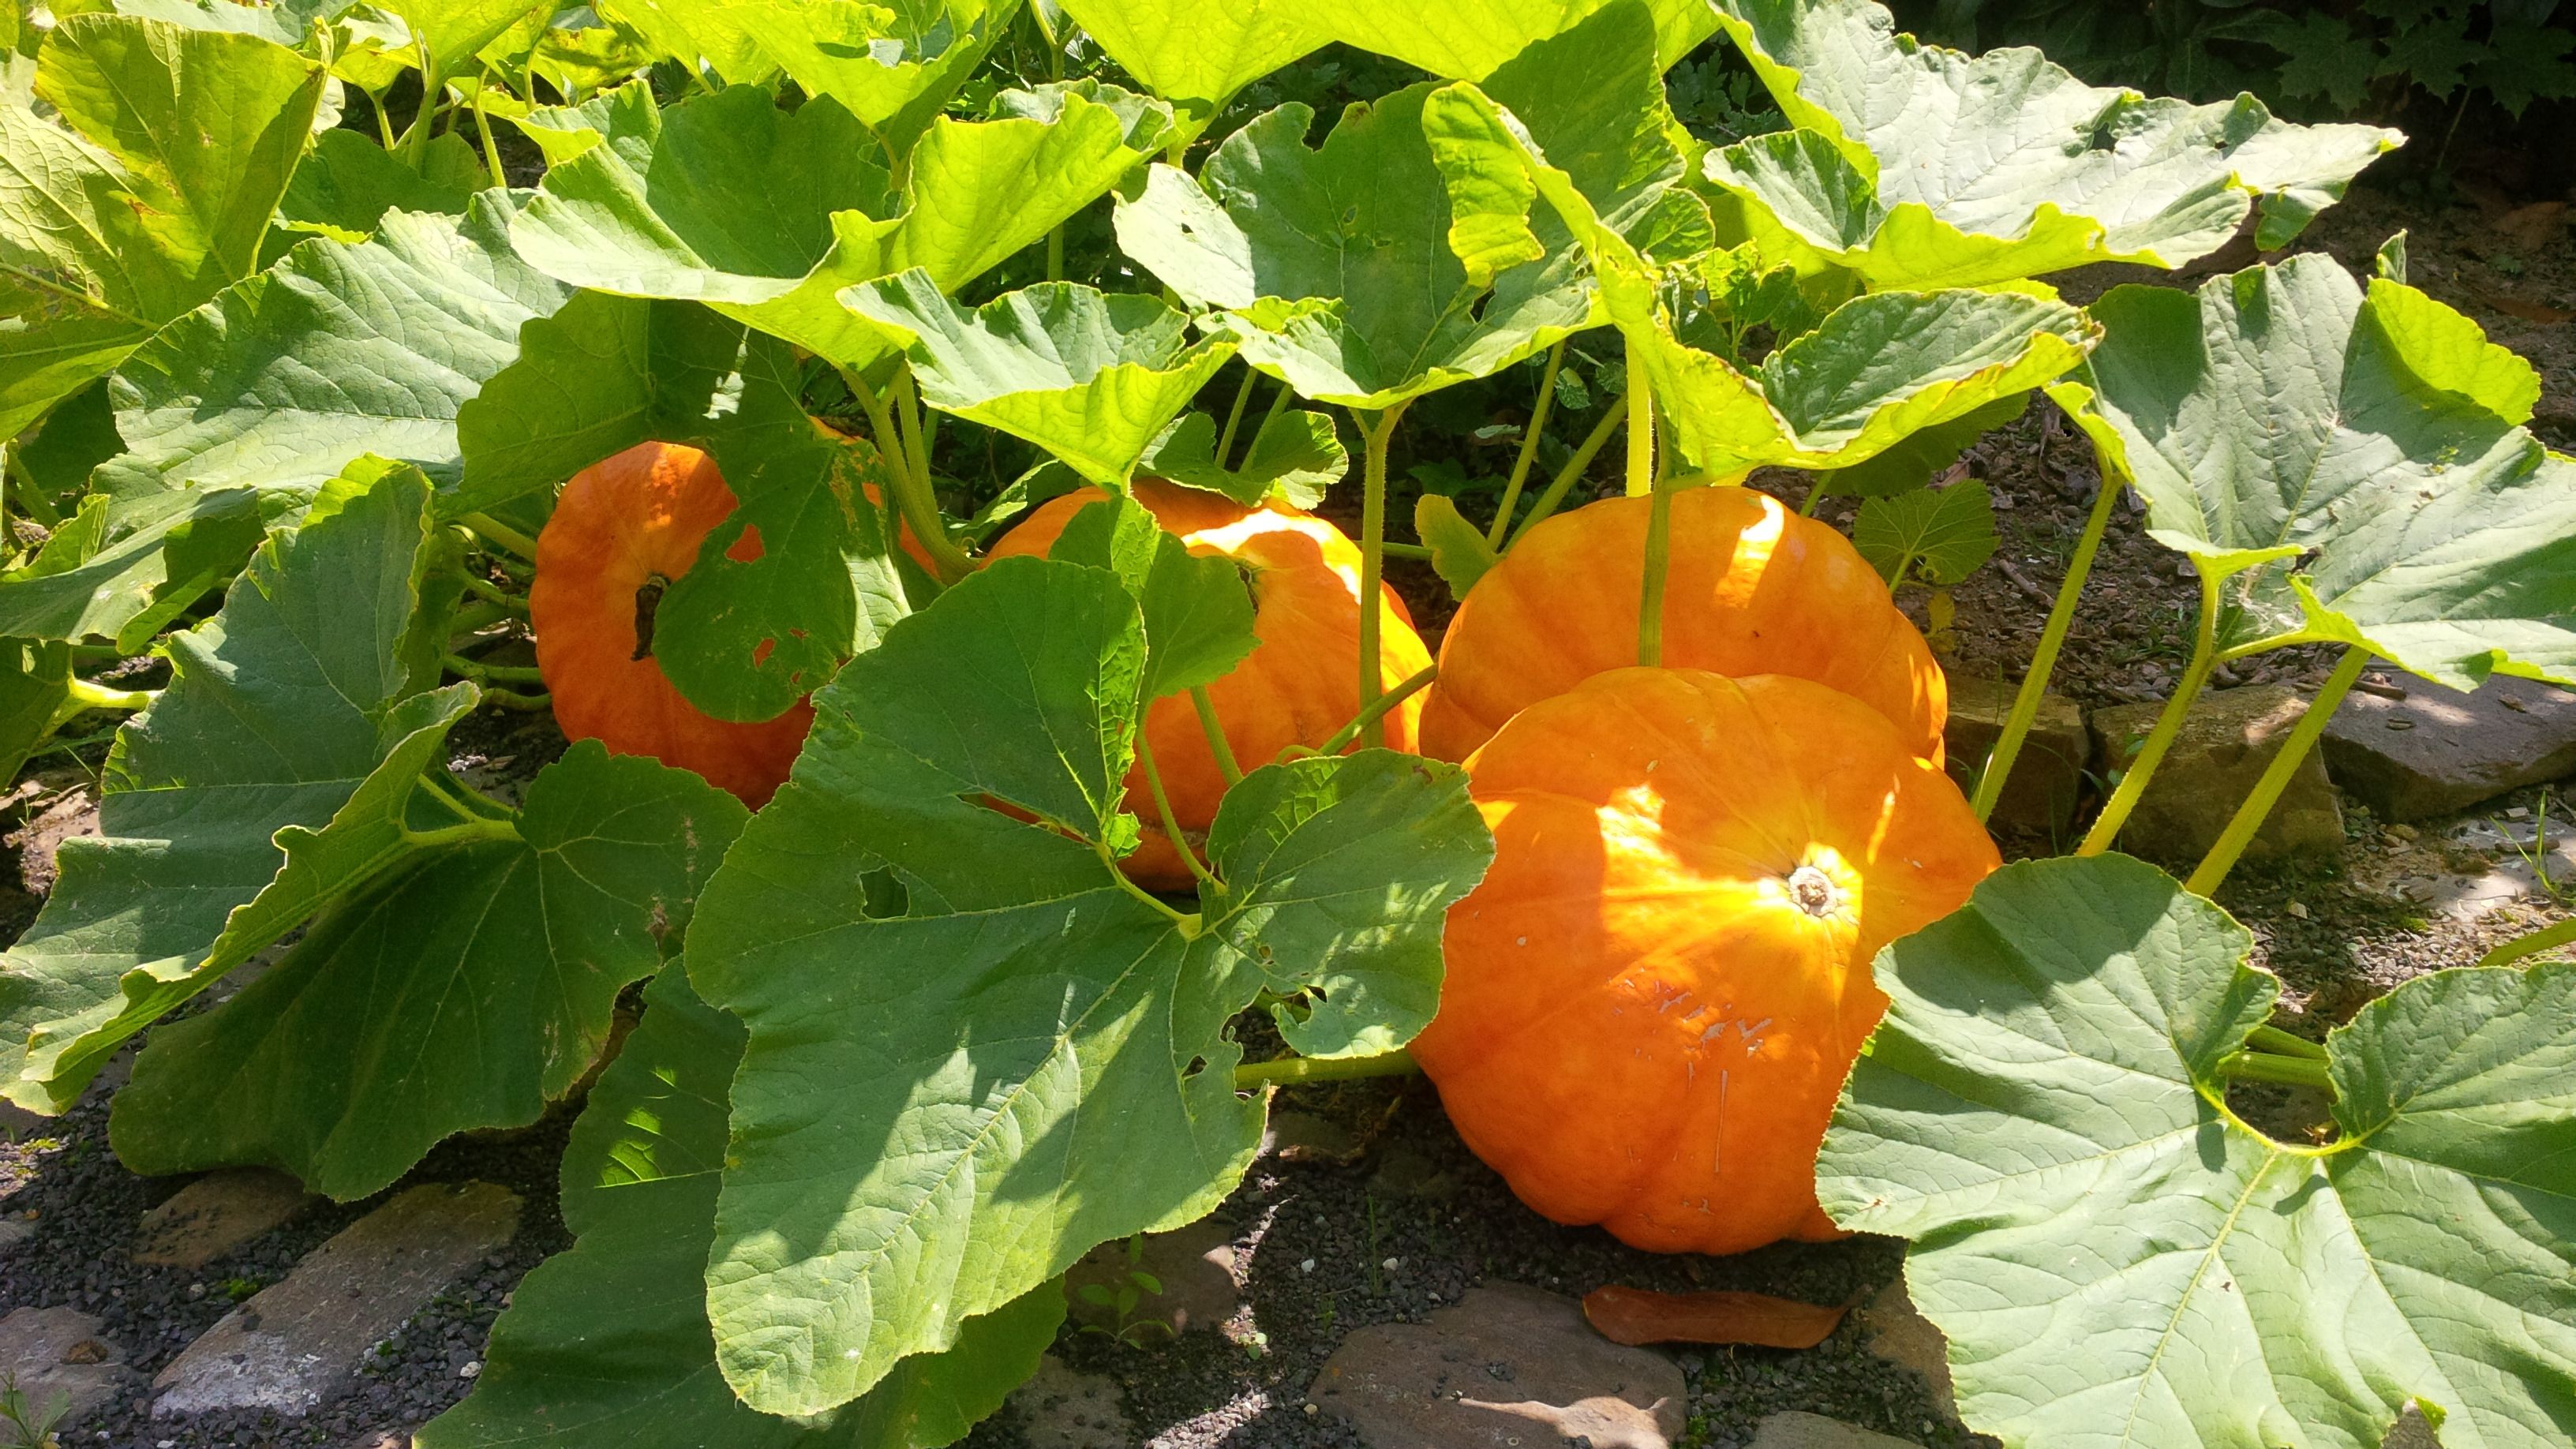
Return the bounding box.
[989,481,1434,888]
[531,441,813,807]
[1410,667,1998,1255]
[1421,488,1947,764]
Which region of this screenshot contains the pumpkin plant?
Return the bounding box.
[2,0,2571,1444]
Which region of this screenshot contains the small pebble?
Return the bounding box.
[2287,901,2309,919]
[1381,1256,1400,1271]
[1299,1259,1315,1273]
[2510,806,2533,820]
[1303,1403,1319,1416]
[459,1361,482,1379]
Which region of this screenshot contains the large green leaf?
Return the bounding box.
[1311,0,1715,81]
[0,640,73,786]
[110,743,748,1200]
[848,271,1237,487]
[599,0,782,84]
[1421,72,2096,476]
[275,127,477,243]
[1114,84,1593,410]
[1053,0,1324,118]
[731,0,1018,154]
[1142,406,1348,509]
[1701,0,2399,289]
[417,964,1062,1448]
[2052,253,2576,689]
[0,462,464,1114]
[379,0,553,77]
[1821,853,2576,1449]
[511,80,1166,369]
[1040,495,1255,702]
[0,485,279,648]
[0,13,326,434]
[687,556,1491,1414]
[96,193,570,505]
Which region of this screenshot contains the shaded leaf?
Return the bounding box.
[417,964,1062,1448]
[1145,407,1347,511]
[275,128,477,242]
[1854,478,1995,586]
[687,557,1489,1413]
[1413,492,1496,597]
[1822,854,2576,1449]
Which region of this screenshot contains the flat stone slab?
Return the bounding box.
[1309,1282,1686,1448]
[2324,674,2576,821]
[0,1306,137,1425]
[1009,1354,1133,1449]
[1858,1281,1955,1423]
[133,1168,313,1269]
[1748,1411,1924,1448]
[1064,1219,1241,1337]
[1943,674,2087,834]
[2090,684,2342,865]
[152,1181,519,1417]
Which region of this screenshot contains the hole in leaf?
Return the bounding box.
[857,867,908,919]
[631,576,668,661]
[727,523,766,563]
[1181,1055,1209,1080]
[752,638,777,667]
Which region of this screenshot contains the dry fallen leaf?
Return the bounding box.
[2466,280,2575,324]
[2496,201,2568,254]
[1581,1284,1851,1348]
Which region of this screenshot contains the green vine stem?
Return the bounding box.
[1506,393,1628,549]
[455,571,528,611]
[400,815,520,851]
[483,687,553,711]
[1627,355,1669,668]
[1487,342,1565,549]
[1244,378,1294,471]
[2076,567,2222,857]
[1971,472,2123,822]
[59,677,156,714]
[399,41,444,171]
[470,81,505,189]
[445,653,544,684]
[1380,541,1432,560]
[1189,686,1243,786]
[1352,400,1412,748]
[1232,1047,1421,1089]
[1136,734,1219,892]
[842,365,975,582]
[1213,367,1259,469]
[1316,664,1436,758]
[2247,1023,2329,1061]
[2185,644,2373,897]
[461,512,540,563]
[2481,917,2576,968]
[2215,1050,2334,1093]
[421,769,515,822]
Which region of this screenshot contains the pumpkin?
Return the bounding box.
[531,441,813,807]
[1421,488,1947,764]
[988,480,1434,888]
[1410,666,1998,1255]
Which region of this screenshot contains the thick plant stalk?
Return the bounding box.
[1233,1047,1420,1089]
[1189,686,1242,785]
[2076,569,2221,857]
[844,365,974,582]
[1629,356,1669,668]
[462,512,540,562]
[1353,402,1410,748]
[1213,368,1259,470]
[2216,1049,2333,1092]
[1318,665,1436,757]
[1487,342,1565,548]
[1507,394,1627,549]
[1137,734,1219,890]
[59,677,155,713]
[2185,645,2372,897]
[1971,474,2124,822]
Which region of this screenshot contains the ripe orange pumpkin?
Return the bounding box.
[531,441,813,807]
[1421,488,1947,764]
[1410,666,1998,1255]
[988,481,1434,888]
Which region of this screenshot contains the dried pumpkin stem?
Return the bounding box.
[1507,392,1627,550]
[1189,686,1242,787]
[1353,400,1412,749]
[1137,733,1219,892]
[2185,644,2372,898]
[1316,665,1436,758]
[1487,341,1564,549]
[2076,567,2222,857]
[1971,471,2121,823]
[1231,1048,1420,1089]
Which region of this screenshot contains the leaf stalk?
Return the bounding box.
[2185,644,2372,897]
[1232,1048,1421,1089]
[1507,392,1627,549]
[1971,470,2121,822]
[1352,401,1411,748]
[2077,567,2221,856]
[1488,342,1565,549]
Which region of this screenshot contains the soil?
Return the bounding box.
[3,172,2571,1449]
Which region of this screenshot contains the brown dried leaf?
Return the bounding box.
[1581,1285,1850,1348]
[2466,280,2575,324]
[2496,201,2567,254]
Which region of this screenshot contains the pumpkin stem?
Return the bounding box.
[1353,400,1413,749]
[1316,664,1436,758]
[1505,392,1628,551]
[1488,341,1566,549]
[1631,352,1669,669]
[1787,864,1840,918]
[1189,687,1243,787]
[631,575,668,661]
[2077,566,2222,857]
[1232,1047,1420,1090]
[2185,643,2372,899]
[1971,469,2121,824]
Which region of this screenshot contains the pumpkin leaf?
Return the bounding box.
[653,335,913,722]
[0,486,280,648]
[510,80,1167,369]
[0,641,73,787]
[275,128,478,243]
[728,0,1017,155]
[377,0,554,78]
[2051,253,2576,688]
[417,964,1061,1448]
[1853,479,1995,587]
[452,292,758,516]
[597,0,782,85]
[110,741,749,1200]
[1421,78,2096,477]
[1701,0,2401,289]
[1413,492,1496,597]
[1808,391,2025,500]
[96,193,571,507]
[1141,407,1348,510]
[0,13,327,436]
[1309,0,1716,81]
[686,556,1489,1414]
[1820,853,2576,1449]
[847,271,1237,487]
[0,462,469,1114]
[1052,0,1324,119]
[1043,495,1256,701]
[1112,84,1594,410]
[516,78,664,167]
